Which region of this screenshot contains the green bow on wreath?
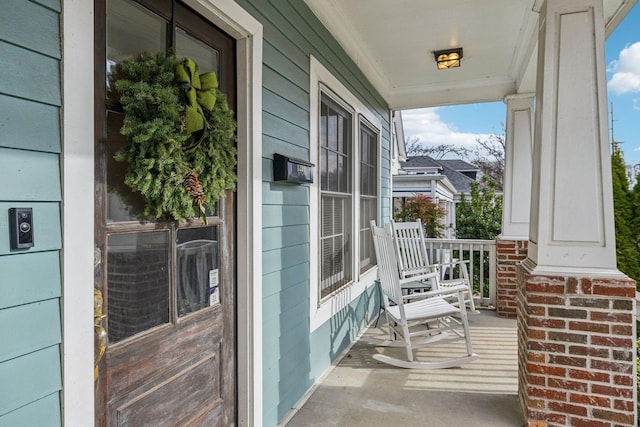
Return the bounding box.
[175,57,218,149]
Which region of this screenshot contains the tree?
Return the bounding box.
[455,176,502,240]
[405,129,505,190]
[394,193,446,237]
[611,144,640,285]
[470,133,505,190]
[405,136,471,160]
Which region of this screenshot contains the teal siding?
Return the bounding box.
[0,251,61,310]
[0,0,62,424]
[0,95,61,152]
[236,1,390,425]
[0,393,61,427]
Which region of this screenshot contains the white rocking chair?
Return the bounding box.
[369,221,478,369]
[389,219,477,313]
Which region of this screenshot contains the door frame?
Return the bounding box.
[61,1,263,425]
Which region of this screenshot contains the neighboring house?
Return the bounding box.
[0,1,636,427]
[392,156,479,238]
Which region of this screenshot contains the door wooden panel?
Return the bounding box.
[94,1,236,425]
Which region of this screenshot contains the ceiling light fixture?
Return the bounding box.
[433,48,463,70]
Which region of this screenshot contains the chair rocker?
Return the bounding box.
[389,219,477,313]
[369,221,478,369]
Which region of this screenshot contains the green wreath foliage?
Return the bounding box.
[113,53,237,222]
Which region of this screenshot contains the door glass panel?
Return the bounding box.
[176,226,219,317]
[106,0,167,98]
[106,111,148,222]
[107,231,170,343]
[176,28,220,74]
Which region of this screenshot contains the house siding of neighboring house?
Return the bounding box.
[232,2,391,425]
[0,0,63,425]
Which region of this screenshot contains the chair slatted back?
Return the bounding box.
[389,219,433,279]
[370,221,404,308]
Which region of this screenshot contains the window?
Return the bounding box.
[315,84,380,303]
[359,122,378,272]
[309,56,382,329]
[319,94,353,298]
[96,0,236,343]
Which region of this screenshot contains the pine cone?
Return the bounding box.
[183,172,206,205]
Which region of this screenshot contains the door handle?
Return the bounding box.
[94,288,107,381]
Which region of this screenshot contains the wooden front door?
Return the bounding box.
[94,1,236,425]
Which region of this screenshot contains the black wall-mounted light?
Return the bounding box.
[433,48,463,70]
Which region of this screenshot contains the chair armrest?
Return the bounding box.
[399,271,438,285]
[400,284,468,302]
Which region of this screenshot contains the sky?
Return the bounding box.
[402,2,640,165]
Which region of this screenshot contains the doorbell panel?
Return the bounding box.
[9,208,34,249]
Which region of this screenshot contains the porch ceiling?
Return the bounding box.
[305,0,636,110]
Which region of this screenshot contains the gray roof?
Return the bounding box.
[438,159,479,172]
[402,156,476,194]
[403,156,443,169]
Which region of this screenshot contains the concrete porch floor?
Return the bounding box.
[282,310,524,427]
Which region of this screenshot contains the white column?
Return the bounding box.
[501,94,534,240]
[525,0,620,276]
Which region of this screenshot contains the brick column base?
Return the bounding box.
[517,265,637,426]
[496,238,528,318]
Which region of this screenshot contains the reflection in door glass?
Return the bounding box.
[176,28,220,74]
[176,226,219,317]
[107,231,170,342]
[106,0,167,97]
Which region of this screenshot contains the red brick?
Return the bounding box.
[612,350,634,362]
[528,363,567,377]
[548,355,586,368]
[527,305,545,316]
[613,399,634,411]
[610,324,632,336]
[548,402,587,416]
[569,393,611,407]
[527,374,546,386]
[569,417,610,427]
[613,375,633,386]
[528,352,545,363]
[592,409,634,424]
[548,331,587,344]
[530,341,566,353]
[569,369,610,383]
[590,359,633,374]
[569,345,609,358]
[529,386,567,401]
[530,318,566,329]
[591,384,633,399]
[528,329,546,340]
[527,282,565,293]
[569,298,609,308]
[526,398,546,409]
[548,378,588,393]
[568,321,609,333]
[591,336,633,348]
[590,312,632,323]
[592,284,635,297]
[526,411,567,425]
[528,294,565,305]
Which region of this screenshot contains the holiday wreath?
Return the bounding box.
[113,52,237,222]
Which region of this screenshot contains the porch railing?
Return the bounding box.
[423,238,497,307]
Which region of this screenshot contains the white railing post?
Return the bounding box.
[423,238,497,308]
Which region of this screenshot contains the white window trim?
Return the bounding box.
[309,55,381,332]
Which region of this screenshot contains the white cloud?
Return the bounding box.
[607,42,640,95]
[401,107,491,152]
